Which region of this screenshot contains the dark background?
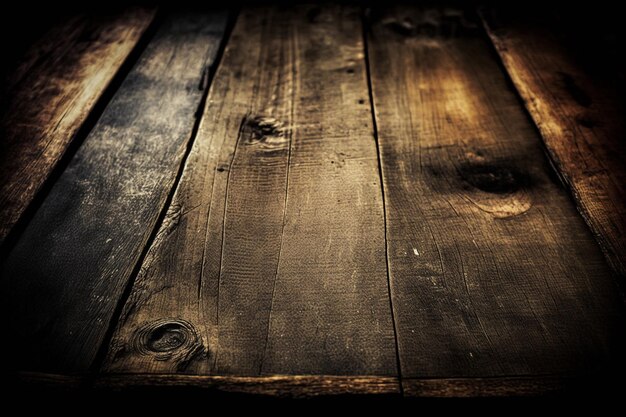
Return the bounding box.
[2,0,624,82]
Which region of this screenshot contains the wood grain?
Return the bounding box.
[97,374,400,397]
[0,12,228,373]
[0,9,155,245]
[402,376,567,397]
[480,7,626,279]
[366,6,625,379]
[104,5,397,377]
[9,371,573,398]
[11,372,85,391]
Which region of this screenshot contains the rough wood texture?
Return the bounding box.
[0,13,228,373]
[402,376,567,397]
[97,374,400,397]
[0,9,155,245]
[480,8,626,279]
[7,372,588,398]
[104,5,397,377]
[11,372,85,391]
[366,6,624,378]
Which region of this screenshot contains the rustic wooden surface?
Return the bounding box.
[480,7,626,280]
[402,376,568,398]
[0,8,155,246]
[13,371,569,398]
[366,6,624,378]
[97,374,400,397]
[0,12,228,373]
[104,4,397,377]
[1,4,625,397]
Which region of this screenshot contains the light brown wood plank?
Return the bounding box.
[0,12,228,373]
[367,6,624,379]
[104,5,397,377]
[480,7,626,279]
[0,8,155,245]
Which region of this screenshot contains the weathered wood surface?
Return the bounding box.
[104,5,397,377]
[0,9,155,245]
[402,375,568,398]
[0,12,228,373]
[12,371,571,398]
[97,374,400,397]
[2,5,625,398]
[366,6,624,378]
[480,7,626,279]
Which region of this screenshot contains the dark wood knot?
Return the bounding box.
[147,322,187,352]
[134,319,199,360]
[241,116,289,151]
[459,164,522,194]
[247,116,284,140]
[456,161,532,218]
[559,72,592,108]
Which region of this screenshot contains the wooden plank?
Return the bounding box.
[480,7,626,279]
[0,8,155,245]
[402,376,567,398]
[96,374,400,397]
[366,6,625,379]
[11,372,85,391]
[104,5,397,377]
[4,372,593,398]
[0,12,228,373]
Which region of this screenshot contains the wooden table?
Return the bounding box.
[1,4,624,398]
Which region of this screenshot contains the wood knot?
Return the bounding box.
[247,116,284,139]
[241,116,289,151]
[459,164,520,194]
[458,161,532,218]
[133,319,200,360]
[558,72,592,108]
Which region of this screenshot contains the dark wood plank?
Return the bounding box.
[4,372,589,398]
[402,376,567,397]
[0,12,228,373]
[367,6,624,379]
[480,7,626,279]
[96,374,400,397]
[0,9,155,245]
[104,5,397,377]
[11,372,85,391]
